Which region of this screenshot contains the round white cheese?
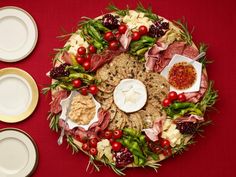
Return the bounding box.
[113,79,147,113]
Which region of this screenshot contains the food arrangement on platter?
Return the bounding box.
[43,3,218,175]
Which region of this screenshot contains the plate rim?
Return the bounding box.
[0,67,39,123]
[0,6,38,62]
[0,128,39,177]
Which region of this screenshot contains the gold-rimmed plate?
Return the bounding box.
[0,68,38,123]
[0,128,39,176]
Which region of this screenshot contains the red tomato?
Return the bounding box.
[104,31,115,41]
[160,139,170,148]
[83,61,90,71]
[88,85,98,95]
[132,31,141,41]
[118,24,127,34]
[162,98,171,107]
[75,135,87,143]
[85,54,91,61]
[138,25,148,35]
[76,56,85,65]
[168,91,178,101]
[89,138,98,148]
[115,31,121,39]
[112,142,122,152]
[88,45,97,53]
[177,93,187,102]
[113,129,123,139]
[89,148,98,156]
[154,146,162,154]
[77,46,86,55]
[109,138,115,144]
[109,40,119,50]
[80,87,88,95]
[82,143,90,152]
[162,147,172,156]
[104,130,113,139]
[72,79,82,88]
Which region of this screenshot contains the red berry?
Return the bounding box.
[118,24,127,34]
[115,31,121,39]
[109,40,119,50]
[104,130,113,139]
[76,56,85,65]
[88,85,98,95]
[177,93,186,102]
[138,25,148,35]
[89,138,98,148]
[89,147,98,156]
[88,45,97,53]
[72,79,82,88]
[160,139,170,148]
[113,129,123,139]
[82,143,90,151]
[80,87,88,95]
[162,98,171,107]
[104,31,115,41]
[83,61,90,71]
[112,142,122,152]
[77,46,86,55]
[162,147,172,156]
[85,54,91,61]
[168,91,178,101]
[132,31,141,41]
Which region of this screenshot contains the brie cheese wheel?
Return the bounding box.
[113,79,147,113]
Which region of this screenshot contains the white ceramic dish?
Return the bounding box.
[0,6,38,62]
[161,54,202,94]
[0,68,38,123]
[0,128,38,177]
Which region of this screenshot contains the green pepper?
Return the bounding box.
[173,107,203,119]
[93,21,109,32]
[123,128,140,137]
[136,47,149,55]
[66,65,85,73]
[170,102,195,110]
[69,73,94,81]
[134,155,139,165]
[88,25,103,42]
[139,135,146,145]
[60,83,73,90]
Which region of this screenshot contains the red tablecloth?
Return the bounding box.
[0,0,235,176]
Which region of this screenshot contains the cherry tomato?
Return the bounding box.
[72,79,82,88]
[109,138,115,144]
[75,135,87,143]
[162,147,172,156]
[138,25,148,35]
[177,93,186,102]
[88,45,97,53]
[154,146,162,154]
[85,54,91,61]
[162,98,171,107]
[89,147,98,156]
[77,46,86,55]
[88,85,98,95]
[80,87,88,95]
[109,40,119,50]
[132,31,141,41]
[76,56,85,65]
[160,139,170,148]
[104,130,113,139]
[115,31,121,39]
[89,138,98,148]
[82,143,90,152]
[83,61,90,71]
[112,142,122,152]
[118,24,127,34]
[168,91,178,101]
[104,31,115,42]
[113,129,123,139]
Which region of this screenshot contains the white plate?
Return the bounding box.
[0,128,38,177]
[0,6,38,62]
[0,68,39,123]
[161,54,202,94]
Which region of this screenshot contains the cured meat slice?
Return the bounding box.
[162,41,185,59]
[182,45,199,59]
[50,90,68,114]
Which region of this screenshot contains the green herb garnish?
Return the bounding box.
[198,43,213,67]
[174,19,193,45]
[106,3,129,16]
[136,2,159,21]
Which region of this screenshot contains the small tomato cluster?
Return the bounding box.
[162,91,187,107]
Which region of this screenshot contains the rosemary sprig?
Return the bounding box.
[106,3,129,16]
[145,161,161,172]
[102,157,126,176]
[198,43,213,67]
[47,112,60,132]
[52,45,71,65]
[57,27,76,41]
[174,19,193,45]
[42,80,62,94]
[172,137,195,156]
[66,135,79,154]
[195,119,213,137]
[197,81,218,112]
[136,2,158,21]
[86,155,100,172]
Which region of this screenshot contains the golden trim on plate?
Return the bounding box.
[0,67,39,123]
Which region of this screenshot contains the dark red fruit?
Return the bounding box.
[76,56,85,65]
[82,143,90,151]
[83,61,90,70]
[168,91,178,101]
[138,25,148,35]
[88,85,98,95]
[112,142,122,152]
[177,93,187,102]
[118,24,127,34]
[104,31,115,42]
[162,98,171,107]
[88,45,97,53]
[77,46,86,55]
[104,130,113,139]
[109,40,119,50]
[72,79,82,88]
[80,87,88,95]
[160,139,170,148]
[162,147,172,156]
[132,31,141,41]
[89,138,98,148]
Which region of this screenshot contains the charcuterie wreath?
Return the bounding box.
[43,3,218,175]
